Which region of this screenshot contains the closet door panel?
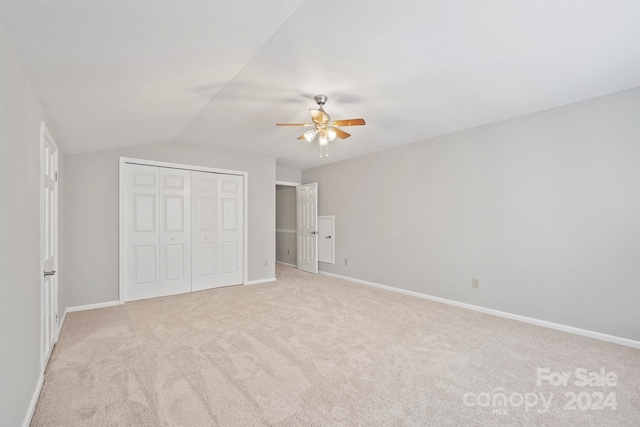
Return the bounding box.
[218,174,243,285]
[125,164,160,301]
[222,241,239,273]
[191,171,219,291]
[160,168,191,296]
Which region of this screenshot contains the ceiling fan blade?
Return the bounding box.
[332,118,366,126]
[275,123,313,126]
[297,134,306,140]
[332,127,351,139]
[310,109,330,124]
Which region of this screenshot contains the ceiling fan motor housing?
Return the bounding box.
[314,94,328,106]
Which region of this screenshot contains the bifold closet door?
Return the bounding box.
[125,164,161,301]
[159,168,191,296]
[218,174,243,285]
[191,171,218,291]
[125,164,242,301]
[191,172,244,290]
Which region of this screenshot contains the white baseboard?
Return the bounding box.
[66,300,122,313]
[22,372,44,427]
[56,308,67,339]
[276,261,296,268]
[319,271,640,350]
[245,277,277,285]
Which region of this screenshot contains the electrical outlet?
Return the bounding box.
[344,259,348,266]
[264,260,268,267]
[472,278,479,288]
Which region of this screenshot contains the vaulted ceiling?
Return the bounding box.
[1,0,638,169]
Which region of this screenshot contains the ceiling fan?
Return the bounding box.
[276,94,366,157]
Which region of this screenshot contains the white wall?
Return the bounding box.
[65,142,276,307]
[276,165,301,183]
[0,27,66,426]
[303,88,640,341]
[276,185,296,265]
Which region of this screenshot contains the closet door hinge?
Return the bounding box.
[55,171,58,182]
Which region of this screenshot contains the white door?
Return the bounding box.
[160,168,191,296]
[297,182,318,274]
[191,171,219,291]
[124,164,160,301]
[218,174,244,285]
[41,123,58,369]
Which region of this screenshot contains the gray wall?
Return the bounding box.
[276,165,301,183]
[0,28,67,426]
[303,88,640,341]
[276,185,296,265]
[57,152,68,320]
[65,142,276,307]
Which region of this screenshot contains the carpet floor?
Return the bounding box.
[32,264,640,426]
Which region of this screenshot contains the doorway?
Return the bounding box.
[276,181,319,274]
[275,184,297,266]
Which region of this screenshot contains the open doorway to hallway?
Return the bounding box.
[276,184,296,266]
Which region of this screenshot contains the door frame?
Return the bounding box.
[118,157,248,303]
[40,122,59,371]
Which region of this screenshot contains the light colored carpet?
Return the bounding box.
[33,264,640,426]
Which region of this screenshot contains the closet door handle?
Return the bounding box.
[44,270,56,277]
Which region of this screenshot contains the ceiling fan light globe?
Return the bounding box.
[319,132,328,146]
[304,129,317,142]
[327,128,337,141]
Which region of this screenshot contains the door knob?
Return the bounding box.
[325,235,331,239]
[44,270,56,277]
[311,230,317,235]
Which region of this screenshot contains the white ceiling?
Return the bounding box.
[1,0,638,170]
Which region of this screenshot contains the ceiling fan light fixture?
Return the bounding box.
[318,131,328,146]
[304,129,317,142]
[327,128,337,141]
[276,95,365,156]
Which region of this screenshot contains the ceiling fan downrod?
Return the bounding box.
[314,94,328,111]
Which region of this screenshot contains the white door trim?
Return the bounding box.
[118,157,249,303]
[39,121,58,371]
[275,180,301,186]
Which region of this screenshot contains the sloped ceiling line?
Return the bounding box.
[171,0,308,145]
[0,0,638,169]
